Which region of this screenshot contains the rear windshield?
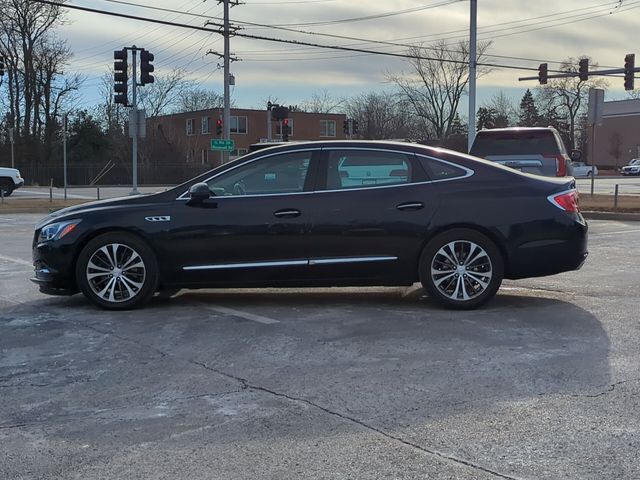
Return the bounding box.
[470,131,560,157]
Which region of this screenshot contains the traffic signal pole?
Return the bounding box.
[467,0,477,153]
[131,47,139,195]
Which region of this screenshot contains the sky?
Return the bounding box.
[58,0,640,114]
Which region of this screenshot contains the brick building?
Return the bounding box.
[593,98,640,168]
[146,108,348,167]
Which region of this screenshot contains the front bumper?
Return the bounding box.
[14,179,24,189]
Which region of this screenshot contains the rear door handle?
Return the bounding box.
[396,202,424,211]
[273,209,301,218]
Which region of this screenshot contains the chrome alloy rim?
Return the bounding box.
[86,243,146,303]
[430,240,493,301]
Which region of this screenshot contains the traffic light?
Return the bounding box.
[538,63,548,85]
[140,49,155,85]
[216,118,223,136]
[352,120,358,135]
[282,119,290,141]
[0,55,4,77]
[578,58,589,81]
[113,49,128,105]
[624,53,635,91]
[343,119,350,135]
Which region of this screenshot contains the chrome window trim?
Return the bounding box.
[176,147,474,200]
[183,256,398,271]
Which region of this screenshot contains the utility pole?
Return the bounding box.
[467,0,477,153]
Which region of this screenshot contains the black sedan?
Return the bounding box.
[31,141,588,310]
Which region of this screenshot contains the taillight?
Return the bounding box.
[556,155,568,176]
[548,189,580,213]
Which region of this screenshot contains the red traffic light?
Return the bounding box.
[283,118,289,126]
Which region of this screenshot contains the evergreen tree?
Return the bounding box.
[518,89,540,127]
[477,107,497,130]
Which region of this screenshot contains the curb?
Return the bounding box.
[582,211,640,222]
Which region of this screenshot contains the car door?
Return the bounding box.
[307,147,438,285]
[164,149,320,287]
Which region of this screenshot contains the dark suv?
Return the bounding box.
[470,127,576,177]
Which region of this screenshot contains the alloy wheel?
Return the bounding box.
[430,240,493,302]
[85,243,146,303]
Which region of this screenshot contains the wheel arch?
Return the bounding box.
[420,223,510,273]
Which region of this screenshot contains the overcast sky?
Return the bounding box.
[60,0,639,112]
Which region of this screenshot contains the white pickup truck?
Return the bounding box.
[571,161,598,177]
[0,167,24,197]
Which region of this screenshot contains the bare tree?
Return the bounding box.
[299,89,345,114]
[174,86,224,113]
[484,92,514,127]
[607,132,623,168]
[536,56,608,149]
[388,39,492,141]
[137,68,189,117]
[345,91,420,140]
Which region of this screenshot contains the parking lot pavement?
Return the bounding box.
[1,215,639,479]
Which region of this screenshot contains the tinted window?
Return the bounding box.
[420,157,468,180]
[207,151,311,196]
[325,150,412,190]
[470,131,560,157]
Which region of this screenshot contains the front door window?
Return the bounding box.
[206,151,312,196]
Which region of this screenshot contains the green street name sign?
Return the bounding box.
[211,139,235,151]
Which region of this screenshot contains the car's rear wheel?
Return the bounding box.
[0,179,14,197]
[75,232,158,310]
[419,228,504,310]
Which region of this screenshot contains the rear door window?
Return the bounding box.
[324,150,417,190]
[419,157,469,180]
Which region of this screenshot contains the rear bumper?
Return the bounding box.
[505,214,588,280]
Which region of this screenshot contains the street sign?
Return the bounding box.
[587,88,604,126]
[211,139,235,151]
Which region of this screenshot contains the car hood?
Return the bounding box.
[35,191,173,229]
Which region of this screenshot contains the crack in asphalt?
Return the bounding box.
[537,377,640,399]
[189,359,521,480]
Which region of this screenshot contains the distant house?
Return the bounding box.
[593,98,640,168]
[146,108,348,167]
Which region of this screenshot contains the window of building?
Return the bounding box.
[230,148,249,159]
[202,117,211,134]
[320,119,336,137]
[274,119,294,138]
[230,116,248,134]
[186,118,195,136]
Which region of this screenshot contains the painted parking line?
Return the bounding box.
[0,254,32,267]
[205,305,280,325]
[590,229,640,236]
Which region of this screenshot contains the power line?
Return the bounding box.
[29,0,625,76]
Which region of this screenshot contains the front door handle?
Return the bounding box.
[396,202,424,211]
[273,209,301,218]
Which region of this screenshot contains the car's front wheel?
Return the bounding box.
[75,232,158,310]
[419,228,504,310]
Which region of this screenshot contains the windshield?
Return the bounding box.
[470,131,560,157]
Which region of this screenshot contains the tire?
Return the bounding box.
[586,171,592,177]
[75,232,159,310]
[0,179,13,197]
[419,228,504,310]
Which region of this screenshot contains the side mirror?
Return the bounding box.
[570,150,582,162]
[187,182,211,204]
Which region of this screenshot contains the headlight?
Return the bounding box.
[38,219,81,243]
